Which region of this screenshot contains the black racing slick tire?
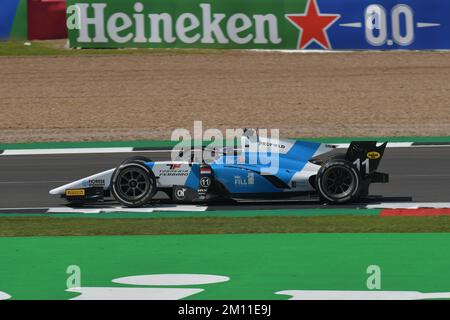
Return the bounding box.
[111,162,157,208]
[316,159,361,204]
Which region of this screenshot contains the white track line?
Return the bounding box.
[46,205,208,214]
[0,148,187,156]
[334,142,450,149]
[402,144,450,148]
[333,142,413,148]
[0,205,208,213]
[1,142,449,156]
[1,147,134,155]
[0,207,52,211]
[366,202,450,209]
[1,203,449,213]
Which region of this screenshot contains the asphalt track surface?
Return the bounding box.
[0,147,449,211]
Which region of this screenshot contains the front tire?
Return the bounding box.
[316,159,361,204]
[111,162,157,207]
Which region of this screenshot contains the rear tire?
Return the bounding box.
[316,159,361,204]
[111,162,157,207]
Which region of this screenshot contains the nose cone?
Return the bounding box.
[48,168,116,195]
[49,187,62,195]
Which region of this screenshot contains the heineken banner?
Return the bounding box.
[67,0,450,50]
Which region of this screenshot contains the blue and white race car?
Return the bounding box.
[50,131,389,207]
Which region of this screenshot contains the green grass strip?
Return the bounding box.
[0,41,225,57]
[2,214,450,237]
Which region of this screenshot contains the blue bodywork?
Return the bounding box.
[143,139,323,197]
[211,141,321,194]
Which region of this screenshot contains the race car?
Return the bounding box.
[49,130,389,207]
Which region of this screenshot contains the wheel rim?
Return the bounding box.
[321,166,356,199]
[115,167,151,201]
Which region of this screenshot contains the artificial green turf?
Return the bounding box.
[2,233,450,299]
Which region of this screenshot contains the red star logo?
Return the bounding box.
[286,0,340,50]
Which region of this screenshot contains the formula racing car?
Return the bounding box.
[50,131,389,207]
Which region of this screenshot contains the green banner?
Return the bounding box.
[67,0,309,49]
[67,0,450,50]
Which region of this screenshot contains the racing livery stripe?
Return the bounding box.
[283,140,321,183]
[184,165,200,190]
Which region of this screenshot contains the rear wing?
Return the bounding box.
[345,141,388,177]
